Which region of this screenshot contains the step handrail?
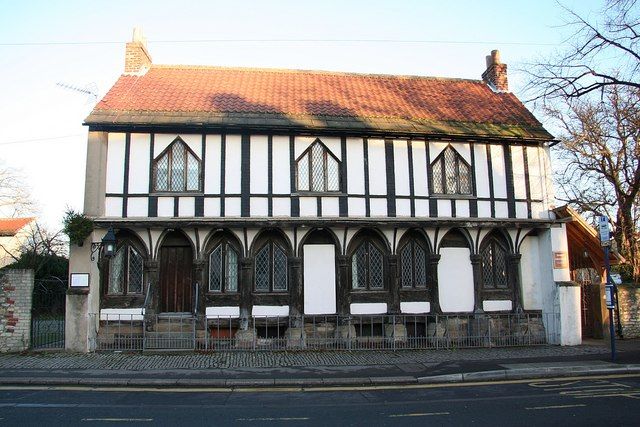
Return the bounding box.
[192,281,199,316]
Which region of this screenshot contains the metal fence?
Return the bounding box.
[31,278,66,350]
[89,312,559,352]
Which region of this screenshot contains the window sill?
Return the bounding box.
[293,191,346,197]
[151,191,204,196]
[350,289,387,293]
[429,194,476,200]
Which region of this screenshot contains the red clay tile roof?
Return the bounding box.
[86,65,552,140]
[0,217,34,237]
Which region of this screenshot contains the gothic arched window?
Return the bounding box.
[208,240,240,293]
[296,139,340,192]
[108,243,144,295]
[480,235,509,291]
[399,236,428,289]
[431,145,471,195]
[153,138,201,192]
[254,241,288,292]
[351,238,386,290]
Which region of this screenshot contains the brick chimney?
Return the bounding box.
[481,50,508,92]
[124,27,152,75]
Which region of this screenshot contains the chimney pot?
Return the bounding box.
[481,49,508,92]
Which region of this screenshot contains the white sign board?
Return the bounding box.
[598,216,610,243]
[70,273,90,287]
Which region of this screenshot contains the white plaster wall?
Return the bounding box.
[430,141,448,160]
[250,135,269,194]
[368,139,387,195]
[127,198,147,217]
[438,247,474,312]
[483,300,512,312]
[478,201,492,218]
[551,224,571,282]
[252,305,289,317]
[451,142,471,163]
[272,136,291,194]
[348,198,366,216]
[412,140,428,196]
[519,236,543,310]
[370,198,387,217]
[350,303,387,314]
[225,135,242,194]
[204,135,222,194]
[206,306,240,318]
[455,200,470,217]
[322,197,339,217]
[105,197,122,217]
[304,244,337,315]
[511,146,526,199]
[105,133,125,193]
[157,197,173,217]
[437,199,452,217]
[474,144,491,198]
[531,203,546,220]
[527,146,543,200]
[204,198,220,216]
[396,199,411,217]
[250,197,269,216]
[400,301,430,314]
[490,145,507,199]
[393,140,410,196]
[225,198,241,216]
[299,197,317,217]
[495,201,509,218]
[346,138,365,194]
[415,200,429,217]
[179,197,195,217]
[559,285,582,345]
[541,146,555,209]
[515,202,527,219]
[128,133,150,194]
[272,198,291,216]
[155,134,201,158]
[295,136,341,160]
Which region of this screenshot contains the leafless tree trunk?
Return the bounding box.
[0,162,33,217]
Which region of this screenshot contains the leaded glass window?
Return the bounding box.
[254,242,288,292]
[208,243,239,292]
[108,244,144,295]
[480,238,509,290]
[153,138,201,192]
[351,241,385,290]
[431,146,471,195]
[400,239,427,289]
[296,140,340,192]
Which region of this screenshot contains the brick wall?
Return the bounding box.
[617,284,640,338]
[0,269,34,352]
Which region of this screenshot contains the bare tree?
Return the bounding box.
[525,0,640,103]
[0,221,67,276]
[0,162,33,217]
[549,84,640,279]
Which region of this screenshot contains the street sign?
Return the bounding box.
[605,284,615,309]
[598,216,610,243]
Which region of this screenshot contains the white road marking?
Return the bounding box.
[236,417,310,421]
[82,419,153,422]
[525,404,587,410]
[389,412,450,417]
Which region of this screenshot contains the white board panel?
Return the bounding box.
[272,197,291,216]
[519,236,543,310]
[100,308,144,321]
[105,197,122,217]
[396,199,411,217]
[455,200,470,217]
[483,300,512,312]
[531,202,547,219]
[179,197,195,217]
[299,197,317,217]
[367,139,387,195]
[478,201,492,218]
[106,133,125,193]
[225,197,241,216]
[128,133,150,193]
[527,146,543,200]
[250,197,268,216]
[272,136,291,194]
[252,305,289,317]
[438,247,474,313]
[393,140,410,196]
[415,199,429,217]
[348,197,366,216]
[304,244,337,315]
[322,197,339,217]
[250,135,269,194]
[204,198,220,216]
[127,197,147,217]
[490,145,507,198]
[474,144,491,198]
[400,301,431,314]
[204,135,221,194]
[225,135,242,194]
[157,197,173,217]
[350,303,387,315]
[346,138,365,194]
[495,201,509,218]
[370,198,387,217]
[412,140,428,196]
[511,146,526,199]
[516,201,528,219]
[437,199,452,217]
[206,306,240,318]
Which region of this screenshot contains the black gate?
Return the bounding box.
[31,278,66,349]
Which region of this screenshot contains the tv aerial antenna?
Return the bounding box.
[56,82,99,104]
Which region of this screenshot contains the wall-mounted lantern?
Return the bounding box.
[90,227,117,261]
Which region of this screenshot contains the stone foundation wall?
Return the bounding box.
[0,269,34,352]
[617,284,640,338]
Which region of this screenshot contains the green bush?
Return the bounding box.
[62,209,94,246]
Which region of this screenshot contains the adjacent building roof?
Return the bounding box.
[85,65,552,140]
[0,217,34,237]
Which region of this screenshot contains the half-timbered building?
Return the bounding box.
[66,31,580,351]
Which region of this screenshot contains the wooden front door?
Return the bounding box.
[159,244,193,313]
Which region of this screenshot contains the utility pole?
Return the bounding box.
[598,215,616,362]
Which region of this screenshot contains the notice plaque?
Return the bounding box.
[70,273,90,288]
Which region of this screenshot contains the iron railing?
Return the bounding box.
[89,312,559,352]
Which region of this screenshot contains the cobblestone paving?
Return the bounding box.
[0,345,610,370]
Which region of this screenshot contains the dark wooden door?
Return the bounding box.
[159,245,193,313]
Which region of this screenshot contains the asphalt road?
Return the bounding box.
[1,374,639,426]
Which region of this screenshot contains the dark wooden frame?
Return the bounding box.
[205,237,242,294]
[253,241,289,293]
[348,232,389,292]
[152,136,203,193]
[295,138,342,193]
[398,233,429,289]
[430,144,473,196]
[479,232,513,300]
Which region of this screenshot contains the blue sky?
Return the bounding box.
[0,0,604,227]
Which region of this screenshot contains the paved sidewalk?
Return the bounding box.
[0,340,638,388]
